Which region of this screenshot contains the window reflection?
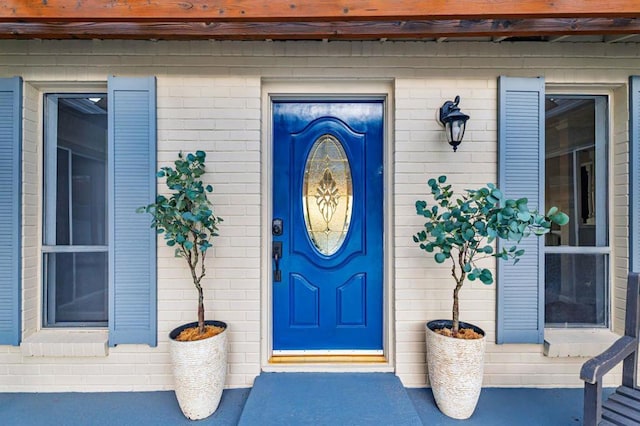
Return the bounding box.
[545,98,602,247]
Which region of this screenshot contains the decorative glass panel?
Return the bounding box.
[303,134,353,255]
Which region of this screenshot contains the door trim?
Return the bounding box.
[260,79,394,372]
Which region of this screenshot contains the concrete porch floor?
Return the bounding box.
[1,382,602,425]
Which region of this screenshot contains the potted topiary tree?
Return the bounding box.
[413,175,568,420]
[139,150,225,420]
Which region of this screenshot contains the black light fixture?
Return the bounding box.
[438,95,470,152]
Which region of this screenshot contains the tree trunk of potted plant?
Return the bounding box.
[167,236,227,420]
[139,150,226,420]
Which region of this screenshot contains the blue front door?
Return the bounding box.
[272,101,383,352]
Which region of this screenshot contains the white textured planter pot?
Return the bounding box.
[169,320,228,420]
[425,319,486,420]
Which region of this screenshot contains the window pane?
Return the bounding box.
[55,97,107,245]
[545,98,604,247]
[545,253,607,326]
[46,252,108,324]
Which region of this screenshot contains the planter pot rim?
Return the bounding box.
[426,319,485,338]
[169,320,228,341]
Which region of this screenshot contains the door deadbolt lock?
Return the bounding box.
[272,218,283,236]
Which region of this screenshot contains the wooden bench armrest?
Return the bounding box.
[580,335,638,384]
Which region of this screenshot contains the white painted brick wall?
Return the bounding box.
[0,39,637,392]
[612,84,630,335]
[22,83,40,341]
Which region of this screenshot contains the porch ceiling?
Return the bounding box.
[1,0,639,42]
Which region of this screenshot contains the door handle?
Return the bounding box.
[273,241,282,282]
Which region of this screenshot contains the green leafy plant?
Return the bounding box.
[413,175,568,337]
[139,151,223,335]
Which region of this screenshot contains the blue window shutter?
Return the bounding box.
[497,76,545,344]
[631,76,640,273]
[108,76,157,346]
[0,77,22,346]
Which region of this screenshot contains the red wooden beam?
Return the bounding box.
[1,18,638,40]
[1,0,640,23]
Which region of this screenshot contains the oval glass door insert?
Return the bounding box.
[302,134,353,256]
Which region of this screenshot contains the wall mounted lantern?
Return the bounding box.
[438,96,470,152]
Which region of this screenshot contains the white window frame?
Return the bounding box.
[544,92,611,328]
[42,93,109,328]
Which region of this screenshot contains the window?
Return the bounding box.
[0,76,156,346]
[544,95,609,327]
[43,94,108,327]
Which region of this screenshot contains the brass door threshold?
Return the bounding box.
[269,354,386,364]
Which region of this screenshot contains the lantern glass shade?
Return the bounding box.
[445,119,466,144]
